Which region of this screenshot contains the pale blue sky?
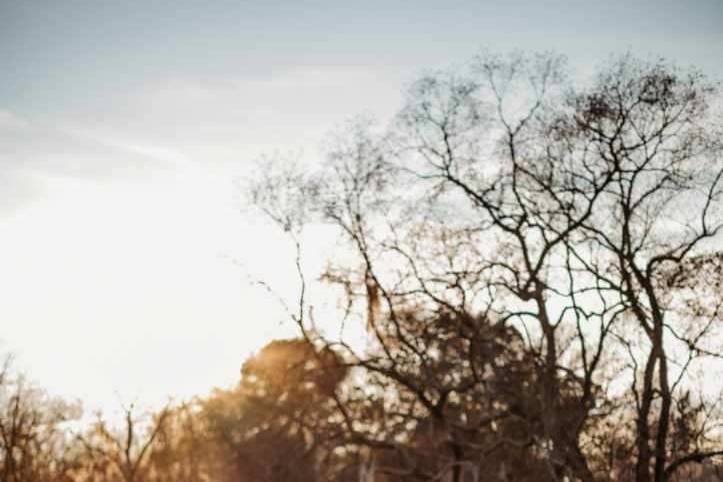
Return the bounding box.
[0,0,721,413]
[3,0,722,114]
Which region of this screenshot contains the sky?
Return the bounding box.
[1,0,722,414]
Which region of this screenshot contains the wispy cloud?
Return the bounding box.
[0,110,30,130]
[0,109,189,213]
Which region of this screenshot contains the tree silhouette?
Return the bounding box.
[249,51,723,482]
[0,355,80,482]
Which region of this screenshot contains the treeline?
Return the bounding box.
[0,341,346,482]
[1,328,721,482]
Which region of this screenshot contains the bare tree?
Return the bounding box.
[76,403,169,482]
[248,52,723,482]
[0,355,80,482]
